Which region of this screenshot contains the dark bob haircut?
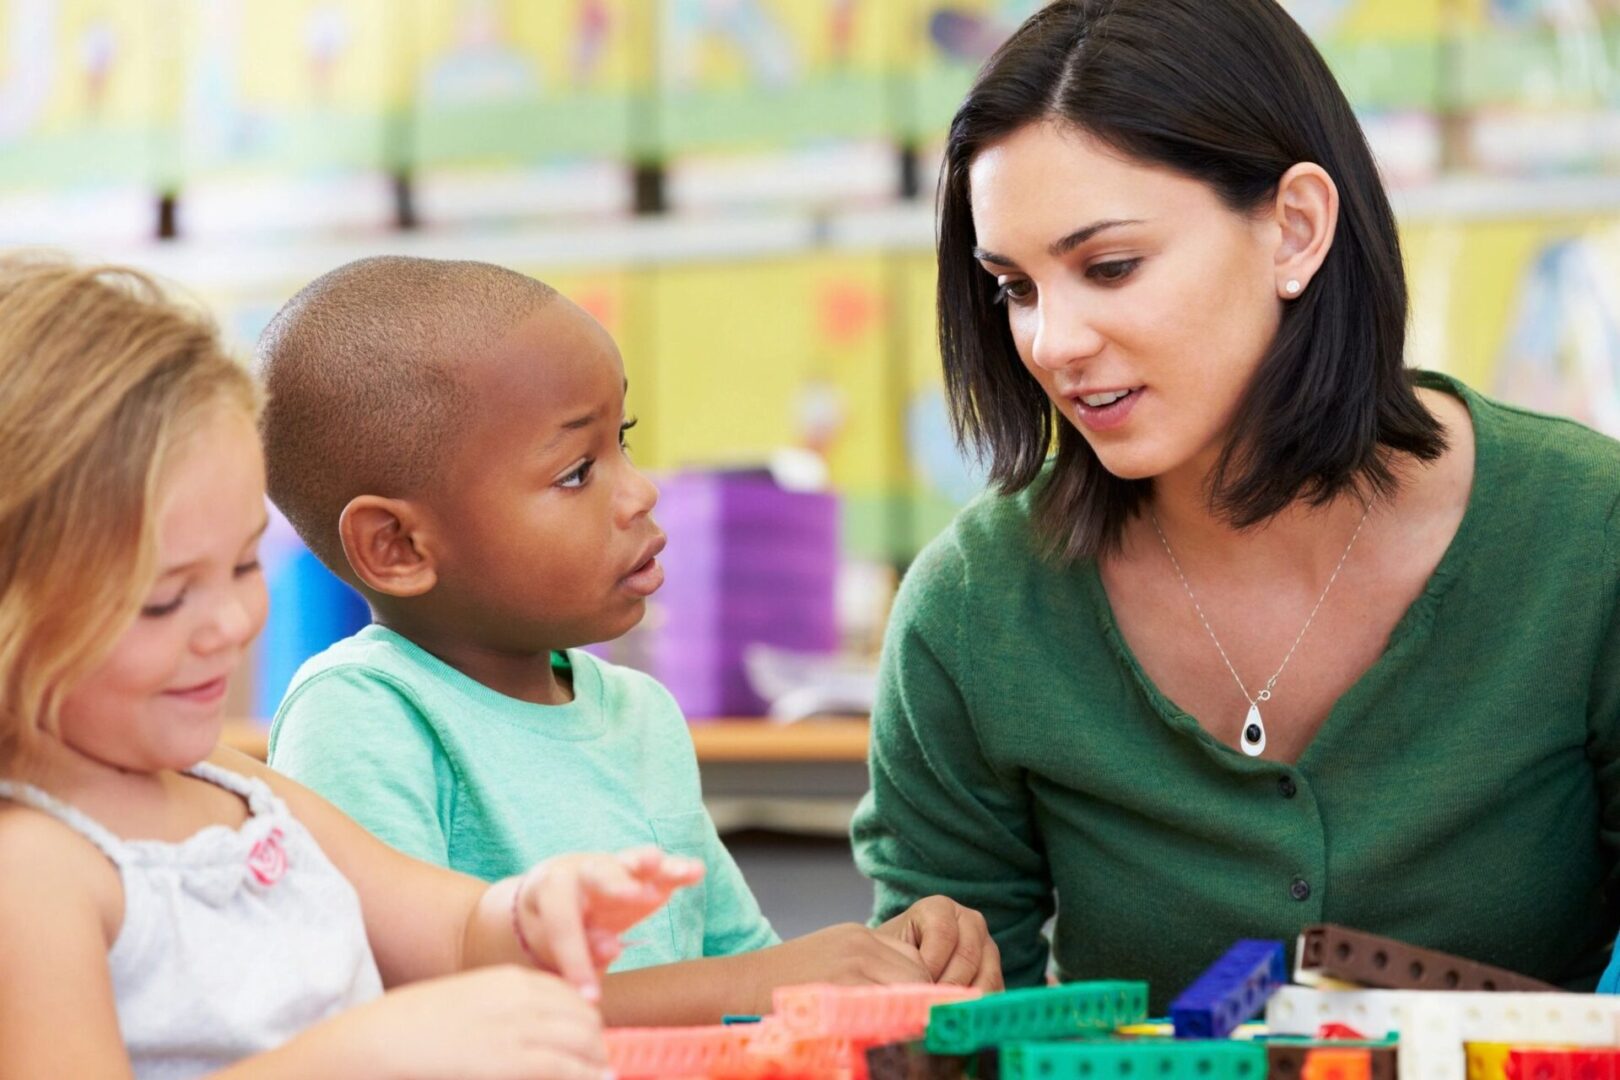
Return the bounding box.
[937,0,1446,561]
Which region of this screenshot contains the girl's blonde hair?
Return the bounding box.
[0,254,260,762]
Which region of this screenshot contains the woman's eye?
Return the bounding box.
[993,277,1035,306]
[1087,258,1141,284]
[559,460,594,489]
[141,593,185,618]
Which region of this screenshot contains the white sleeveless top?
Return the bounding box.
[0,761,383,1079]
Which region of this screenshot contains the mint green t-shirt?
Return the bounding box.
[267,626,779,971]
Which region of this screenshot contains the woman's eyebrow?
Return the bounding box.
[973,218,1145,267]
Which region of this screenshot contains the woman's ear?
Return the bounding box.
[1271,162,1339,300]
[337,495,439,598]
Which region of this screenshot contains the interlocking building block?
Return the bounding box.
[1401,992,1467,1080]
[1303,1048,1374,1080]
[1469,1043,1514,1080]
[1297,925,1558,993]
[775,983,983,1042]
[1509,1049,1620,1080]
[999,1038,1266,1080]
[1568,1051,1620,1080]
[1266,987,1620,1046]
[606,1024,756,1078]
[1268,1040,1397,1080]
[1169,940,1287,1038]
[924,981,1149,1055]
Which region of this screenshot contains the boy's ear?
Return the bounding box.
[338,495,439,598]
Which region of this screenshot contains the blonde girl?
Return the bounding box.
[0,255,700,1080]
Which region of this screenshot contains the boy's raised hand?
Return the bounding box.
[512,846,704,999]
[876,895,1003,990]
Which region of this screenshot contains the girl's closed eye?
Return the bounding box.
[142,591,186,618]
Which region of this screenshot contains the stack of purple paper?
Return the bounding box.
[651,470,839,719]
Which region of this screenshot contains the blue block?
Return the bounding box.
[1168,939,1286,1039]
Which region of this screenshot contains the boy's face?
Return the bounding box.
[427,298,663,652]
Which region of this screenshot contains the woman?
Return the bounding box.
[852,0,1620,1010]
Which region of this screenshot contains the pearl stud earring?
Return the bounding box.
[1284,279,1302,296]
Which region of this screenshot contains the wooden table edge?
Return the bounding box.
[220,717,870,764]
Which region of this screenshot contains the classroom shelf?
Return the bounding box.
[78,172,1620,289]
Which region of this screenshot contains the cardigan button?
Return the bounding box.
[1278,776,1298,799]
[1290,878,1312,902]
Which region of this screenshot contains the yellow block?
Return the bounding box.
[1466,1042,1511,1080]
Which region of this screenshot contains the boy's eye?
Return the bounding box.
[1087,258,1141,284]
[993,277,1035,307]
[559,459,594,489]
[141,592,185,618]
[234,560,261,578]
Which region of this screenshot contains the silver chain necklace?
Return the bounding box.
[1148,503,1372,757]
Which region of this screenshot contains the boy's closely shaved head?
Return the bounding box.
[257,256,556,574]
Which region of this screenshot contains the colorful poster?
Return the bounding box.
[413,0,646,165]
[177,0,411,177]
[654,0,897,153]
[896,250,984,559]
[900,0,1042,145]
[1451,0,1620,173]
[0,0,171,188]
[1375,216,1620,439]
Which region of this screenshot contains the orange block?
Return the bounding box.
[1304,1048,1373,1080]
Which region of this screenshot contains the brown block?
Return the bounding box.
[1298,924,1558,993]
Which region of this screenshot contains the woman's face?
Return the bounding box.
[968,120,1286,485]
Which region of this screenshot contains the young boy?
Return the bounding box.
[257,256,1000,1026]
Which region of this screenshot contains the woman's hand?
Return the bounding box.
[511,847,704,998]
[876,895,1004,990]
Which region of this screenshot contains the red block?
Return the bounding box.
[1510,1050,1575,1080]
[772,983,984,1042]
[606,1025,755,1078]
[1568,1051,1618,1080]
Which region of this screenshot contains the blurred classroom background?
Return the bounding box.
[5,0,1619,932]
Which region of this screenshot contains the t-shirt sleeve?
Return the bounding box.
[850,535,1055,988]
[699,817,781,956]
[268,667,456,867]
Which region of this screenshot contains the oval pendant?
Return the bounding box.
[1241,702,1266,757]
